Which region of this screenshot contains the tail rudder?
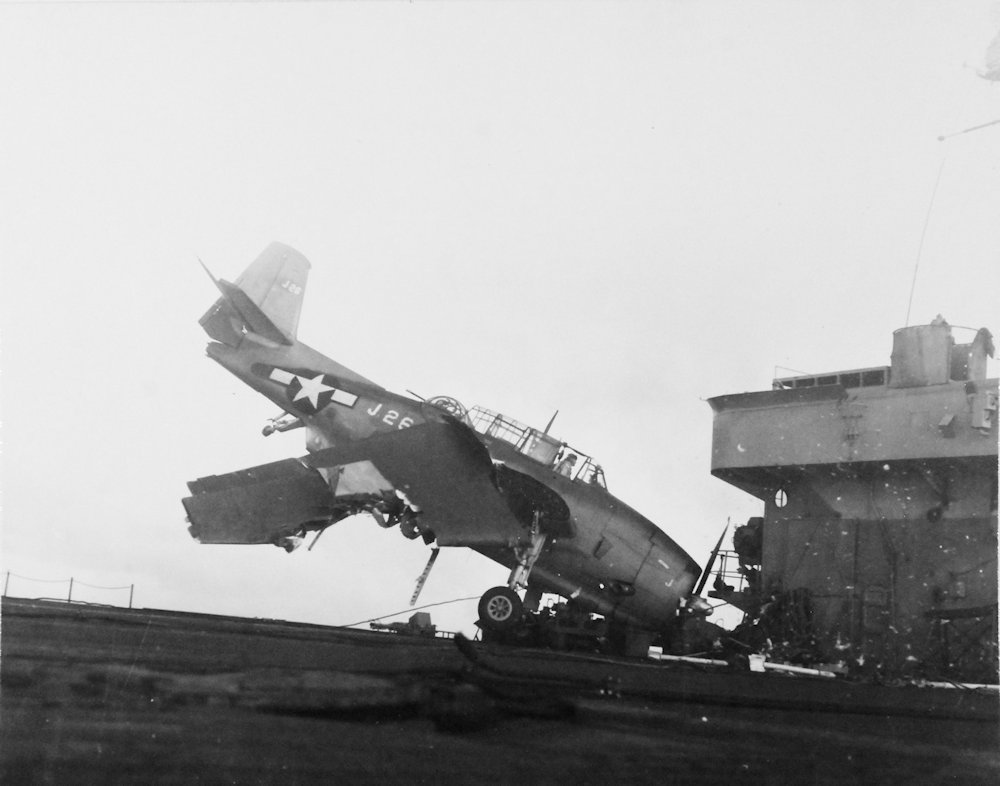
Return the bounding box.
[200,242,310,346]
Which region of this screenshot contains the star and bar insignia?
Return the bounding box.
[263,367,359,415]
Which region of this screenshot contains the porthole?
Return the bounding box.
[774,489,788,508]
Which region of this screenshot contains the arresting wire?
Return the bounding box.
[341,595,480,629]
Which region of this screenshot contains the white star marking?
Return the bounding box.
[293,373,335,409]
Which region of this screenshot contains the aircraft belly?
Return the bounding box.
[531,532,699,630]
[526,548,644,628]
[328,460,394,496]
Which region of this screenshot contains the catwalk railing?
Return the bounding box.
[3,571,134,608]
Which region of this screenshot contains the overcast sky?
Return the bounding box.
[2,1,997,636]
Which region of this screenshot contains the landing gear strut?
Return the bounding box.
[476,513,541,636]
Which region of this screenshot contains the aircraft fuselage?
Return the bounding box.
[186,244,702,638]
[204,334,699,631]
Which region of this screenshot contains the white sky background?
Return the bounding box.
[1,1,998,637]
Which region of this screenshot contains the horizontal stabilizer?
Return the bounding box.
[214,279,293,345]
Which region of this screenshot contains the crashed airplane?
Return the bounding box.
[182,243,707,653]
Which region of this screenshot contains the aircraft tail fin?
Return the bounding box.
[200,242,310,346]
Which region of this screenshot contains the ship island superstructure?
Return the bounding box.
[708,319,998,682]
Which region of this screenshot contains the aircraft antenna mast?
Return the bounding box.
[904,157,946,327]
[937,117,1000,141]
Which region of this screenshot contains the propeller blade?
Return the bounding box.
[693,522,729,597]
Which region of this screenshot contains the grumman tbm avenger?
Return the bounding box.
[182,242,711,654]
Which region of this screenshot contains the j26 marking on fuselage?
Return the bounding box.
[280,279,303,296]
[366,402,415,430]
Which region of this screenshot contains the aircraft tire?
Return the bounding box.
[400,516,420,539]
[477,587,523,632]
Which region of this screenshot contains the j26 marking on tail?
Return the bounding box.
[366,403,415,429]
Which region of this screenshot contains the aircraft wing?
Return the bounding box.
[303,417,530,547]
[184,457,337,545]
[184,417,534,549]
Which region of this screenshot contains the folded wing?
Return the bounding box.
[183,417,550,549]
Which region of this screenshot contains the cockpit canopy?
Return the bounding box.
[467,406,607,489]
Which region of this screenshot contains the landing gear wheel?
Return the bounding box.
[400,515,421,540]
[477,587,523,632]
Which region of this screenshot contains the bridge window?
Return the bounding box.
[773,367,888,391]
